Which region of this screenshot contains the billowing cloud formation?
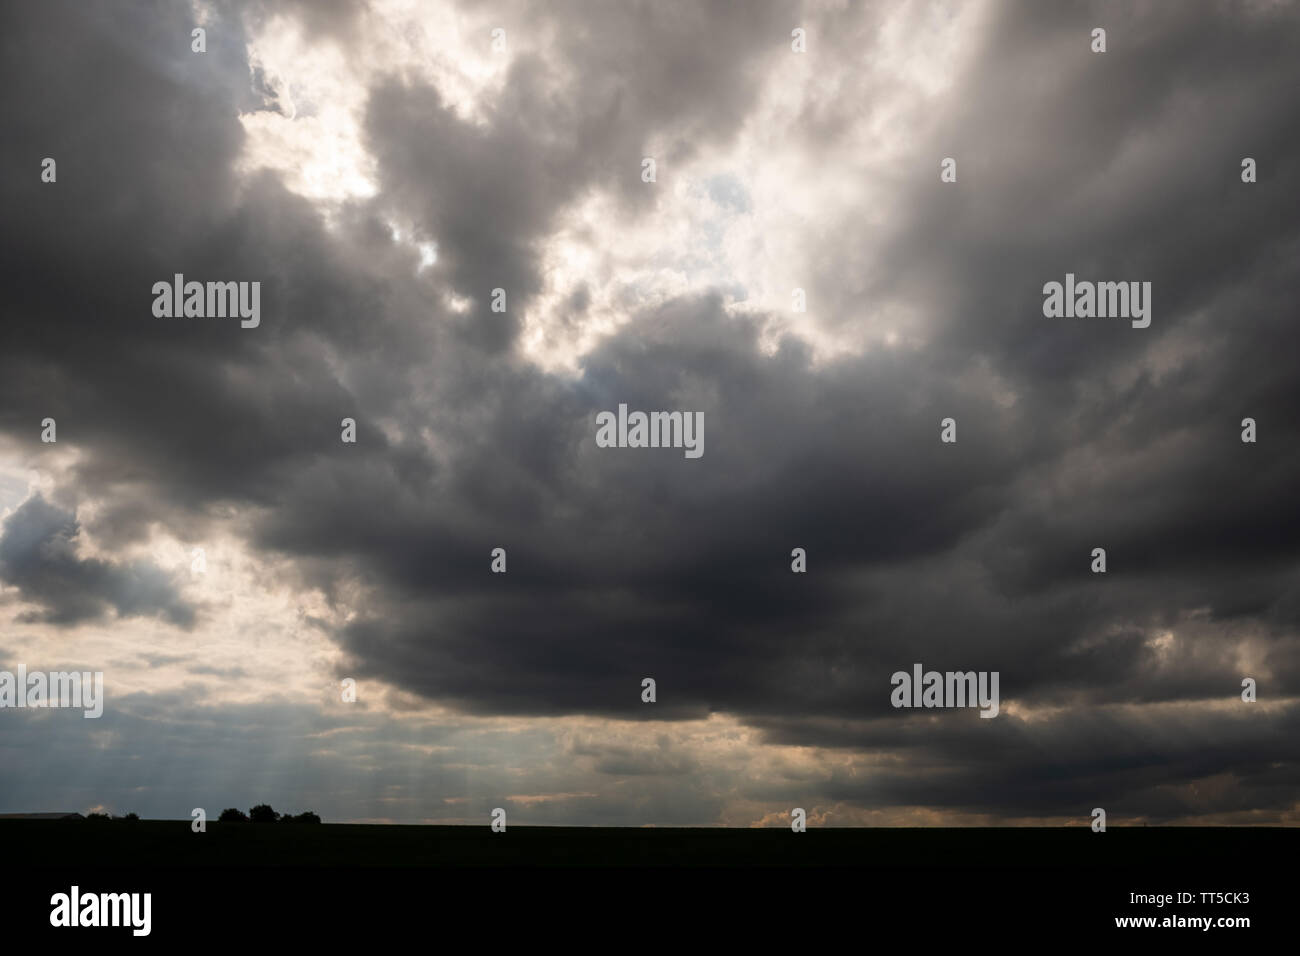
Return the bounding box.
[0,0,1298,825]
[0,496,194,627]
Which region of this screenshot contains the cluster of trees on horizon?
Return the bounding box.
[78,806,321,823]
[219,804,322,824]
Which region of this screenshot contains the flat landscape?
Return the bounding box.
[7,821,1291,868]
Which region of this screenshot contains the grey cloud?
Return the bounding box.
[0,495,195,628]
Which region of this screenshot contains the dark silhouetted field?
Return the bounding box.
[5,820,1291,867]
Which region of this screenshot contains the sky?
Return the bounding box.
[1,0,1298,826]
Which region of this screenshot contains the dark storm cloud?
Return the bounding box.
[0,0,438,546]
[0,495,194,627]
[327,294,1030,722]
[362,0,799,348]
[757,699,1300,824]
[1,0,1298,823]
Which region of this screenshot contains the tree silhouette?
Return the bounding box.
[216,805,320,823]
[283,811,321,824]
[248,804,279,823]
